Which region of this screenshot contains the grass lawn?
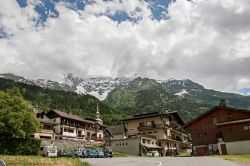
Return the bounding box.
[0,155,91,166]
[213,154,250,163]
[177,151,192,157]
[113,152,130,157]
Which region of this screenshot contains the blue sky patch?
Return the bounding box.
[15,0,174,24]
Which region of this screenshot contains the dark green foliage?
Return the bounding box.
[0,138,41,155]
[0,88,40,138]
[0,78,127,125]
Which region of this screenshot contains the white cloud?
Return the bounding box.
[0,0,250,93]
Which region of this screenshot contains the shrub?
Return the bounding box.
[0,138,41,155]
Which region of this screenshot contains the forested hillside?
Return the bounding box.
[0,78,127,124]
[105,77,250,122]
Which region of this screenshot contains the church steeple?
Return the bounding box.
[95,104,103,124]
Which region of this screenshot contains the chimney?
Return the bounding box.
[219,99,226,107]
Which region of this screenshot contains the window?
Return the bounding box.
[211,116,217,125]
[142,139,146,144]
[139,122,146,127]
[228,113,232,119]
[148,132,152,134]
[153,131,158,133]
[244,125,250,131]
[146,121,154,126]
[116,144,118,146]
[126,143,128,146]
[64,128,74,133]
[198,133,202,138]
[204,132,207,136]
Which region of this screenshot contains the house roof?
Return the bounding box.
[51,109,84,121]
[47,109,95,124]
[184,105,250,128]
[124,111,184,125]
[108,124,126,134]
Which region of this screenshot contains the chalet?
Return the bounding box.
[111,111,191,156]
[34,105,105,142]
[184,100,250,156]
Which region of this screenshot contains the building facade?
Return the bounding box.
[33,106,105,143]
[33,111,59,140]
[125,111,191,156]
[184,100,250,156]
[111,135,160,156]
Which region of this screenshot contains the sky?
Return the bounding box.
[0,0,250,94]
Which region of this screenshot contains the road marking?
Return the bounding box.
[158,161,162,166]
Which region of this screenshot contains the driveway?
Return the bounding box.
[82,157,240,166]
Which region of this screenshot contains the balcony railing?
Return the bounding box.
[39,118,59,125]
[86,127,96,131]
[138,124,166,131]
[41,129,54,134]
[61,122,85,129]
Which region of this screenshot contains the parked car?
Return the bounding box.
[42,144,57,157]
[151,151,160,157]
[0,160,6,166]
[73,147,85,157]
[96,150,105,158]
[103,147,113,158]
[57,150,75,157]
[66,151,76,157]
[146,151,159,157]
[85,149,97,158]
[58,150,69,157]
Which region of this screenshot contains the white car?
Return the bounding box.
[42,144,58,157]
[0,160,6,166]
[151,151,160,157]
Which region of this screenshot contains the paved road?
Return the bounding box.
[82,157,240,166]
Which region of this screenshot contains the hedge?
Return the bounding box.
[0,138,41,155]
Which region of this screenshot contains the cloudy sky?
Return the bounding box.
[0,0,250,94]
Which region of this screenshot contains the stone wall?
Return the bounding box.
[41,139,99,150]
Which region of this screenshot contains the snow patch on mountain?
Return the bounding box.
[175,89,188,97]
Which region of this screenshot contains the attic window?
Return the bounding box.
[228,113,232,119]
[139,122,146,127]
[146,121,154,126]
[211,116,217,125]
[244,125,250,131]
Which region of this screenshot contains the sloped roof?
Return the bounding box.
[108,124,126,134]
[125,111,184,125]
[51,109,84,121]
[184,106,250,128]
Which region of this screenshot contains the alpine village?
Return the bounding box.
[1,73,250,165]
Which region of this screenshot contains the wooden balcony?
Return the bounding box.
[138,124,166,131]
[86,127,96,131]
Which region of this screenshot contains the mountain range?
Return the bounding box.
[1,73,250,122]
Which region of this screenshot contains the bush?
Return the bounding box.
[0,138,41,155]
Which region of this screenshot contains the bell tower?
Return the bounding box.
[95,104,103,125]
